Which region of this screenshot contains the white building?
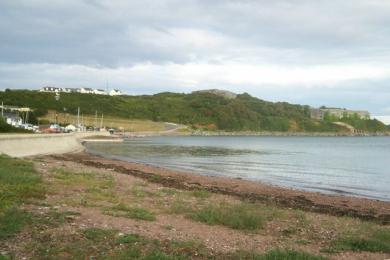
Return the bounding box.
[64,124,77,132]
[109,89,122,96]
[93,89,107,95]
[63,88,79,93]
[4,113,23,127]
[39,86,121,96]
[40,86,62,93]
[80,87,94,94]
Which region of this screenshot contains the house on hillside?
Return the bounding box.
[63,88,79,93]
[40,86,62,93]
[80,87,94,94]
[310,107,370,120]
[109,89,122,96]
[93,89,107,95]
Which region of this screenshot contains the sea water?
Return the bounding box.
[85,136,390,201]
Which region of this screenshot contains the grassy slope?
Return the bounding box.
[40,110,167,132]
[2,89,381,133]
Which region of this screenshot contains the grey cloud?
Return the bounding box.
[1,0,390,117]
[1,0,390,66]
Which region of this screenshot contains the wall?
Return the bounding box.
[0,132,108,157]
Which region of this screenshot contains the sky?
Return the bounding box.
[0,0,390,123]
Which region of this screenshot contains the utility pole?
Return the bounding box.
[77,107,80,126]
[1,101,3,117]
[95,110,98,130]
[100,113,104,129]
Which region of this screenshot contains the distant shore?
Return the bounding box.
[187,130,390,137]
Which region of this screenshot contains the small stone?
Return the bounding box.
[65,215,76,221]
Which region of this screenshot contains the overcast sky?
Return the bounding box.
[1,0,390,122]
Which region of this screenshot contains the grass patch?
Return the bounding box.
[228,249,326,260]
[30,228,118,259]
[168,199,193,214]
[168,199,282,231]
[29,228,208,259]
[190,204,265,230]
[0,155,45,209]
[52,168,114,189]
[189,203,279,231]
[84,228,118,242]
[52,168,119,205]
[131,185,156,198]
[116,233,143,244]
[149,174,162,182]
[103,204,156,221]
[157,188,179,196]
[188,190,211,199]
[0,207,79,241]
[0,155,46,240]
[328,229,390,253]
[84,187,119,204]
[0,207,32,240]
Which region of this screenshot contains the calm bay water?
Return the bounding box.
[85,136,390,201]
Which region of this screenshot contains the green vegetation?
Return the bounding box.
[51,168,119,206]
[103,204,156,221]
[0,155,44,240]
[188,190,212,199]
[329,229,390,253]
[0,207,32,240]
[168,200,281,231]
[28,227,326,259]
[2,155,388,259]
[189,203,271,231]
[324,112,388,132]
[2,89,386,132]
[228,249,326,260]
[0,155,45,210]
[30,228,210,259]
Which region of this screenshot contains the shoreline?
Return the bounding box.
[187,130,390,137]
[53,151,390,224]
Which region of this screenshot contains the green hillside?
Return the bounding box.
[0,89,387,133]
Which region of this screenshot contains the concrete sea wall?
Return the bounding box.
[0,132,108,157]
